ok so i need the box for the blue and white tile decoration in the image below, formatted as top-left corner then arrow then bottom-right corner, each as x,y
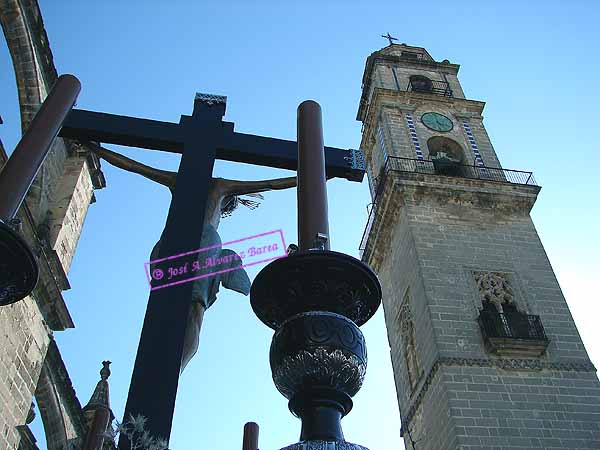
404,113 -> 424,160
367,164 -> 376,200
462,121 -> 485,167
377,124 -> 389,162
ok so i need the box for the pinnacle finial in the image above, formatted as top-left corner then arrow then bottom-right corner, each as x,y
100,360 -> 111,381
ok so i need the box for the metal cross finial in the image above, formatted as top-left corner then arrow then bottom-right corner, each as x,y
381,32 -> 398,46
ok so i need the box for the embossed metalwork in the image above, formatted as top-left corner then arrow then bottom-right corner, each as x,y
272,347 -> 366,400
271,312 -> 367,366
250,251 -> 381,329
343,149 -> 366,171
270,312 -> 367,406
194,92 -> 227,105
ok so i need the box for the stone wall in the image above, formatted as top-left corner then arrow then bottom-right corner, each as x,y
0,295 -> 50,450
47,150 -> 97,273
371,172 -> 600,449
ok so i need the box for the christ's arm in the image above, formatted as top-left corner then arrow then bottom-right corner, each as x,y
220,176 -> 298,197
86,142 -> 176,188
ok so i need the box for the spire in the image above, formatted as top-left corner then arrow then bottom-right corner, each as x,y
83,361 -> 114,450
84,361 -> 112,413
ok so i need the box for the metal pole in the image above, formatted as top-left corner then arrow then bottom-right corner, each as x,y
242,422 -> 259,450
297,100 -> 330,251
0,74 -> 81,220
250,101 -> 381,450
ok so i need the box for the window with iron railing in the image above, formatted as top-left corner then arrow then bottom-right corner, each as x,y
407,76 -> 453,97
478,311 -> 547,341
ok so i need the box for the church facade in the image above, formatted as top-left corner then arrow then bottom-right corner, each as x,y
357,43 -> 600,449
0,1 -> 110,449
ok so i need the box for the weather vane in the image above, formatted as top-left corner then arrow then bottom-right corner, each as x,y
381,32 -> 398,46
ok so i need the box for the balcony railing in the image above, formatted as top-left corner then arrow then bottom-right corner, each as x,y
359,157 -> 538,257
407,79 -> 453,97
478,311 -> 550,356
385,157 -> 537,185
478,311 -> 548,341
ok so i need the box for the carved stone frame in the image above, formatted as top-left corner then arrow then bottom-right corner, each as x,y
397,288 -> 423,393
461,265 -> 531,318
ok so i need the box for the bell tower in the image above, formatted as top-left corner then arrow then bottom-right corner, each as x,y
357,43 -> 600,450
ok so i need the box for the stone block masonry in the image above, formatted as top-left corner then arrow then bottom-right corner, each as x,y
0,297 -> 50,450
373,173 -> 600,449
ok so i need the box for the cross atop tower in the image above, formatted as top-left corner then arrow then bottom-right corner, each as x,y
381,32 -> 398,46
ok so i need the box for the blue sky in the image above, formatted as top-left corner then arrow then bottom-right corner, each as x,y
1,1 -> 600,449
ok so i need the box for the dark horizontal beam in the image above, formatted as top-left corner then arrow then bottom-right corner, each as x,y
59,109 -> 365,182
224,132 -> 363,182
59,109 -> 183,152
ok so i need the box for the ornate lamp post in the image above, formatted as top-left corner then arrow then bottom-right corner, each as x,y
250,101 -> 382,449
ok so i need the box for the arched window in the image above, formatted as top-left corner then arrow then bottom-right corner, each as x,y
426,136 -> 466,177
409,75 -> 433,93
426,136 -> 464,162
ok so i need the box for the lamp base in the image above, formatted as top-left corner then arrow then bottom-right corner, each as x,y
0,220 -> 38,306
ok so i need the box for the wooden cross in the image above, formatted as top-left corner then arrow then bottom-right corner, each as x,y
59,93 -> 365,448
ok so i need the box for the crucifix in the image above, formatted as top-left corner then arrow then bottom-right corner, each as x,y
381,32 -> 398,46
58,93 -> 365,448
85,142 -> 298,373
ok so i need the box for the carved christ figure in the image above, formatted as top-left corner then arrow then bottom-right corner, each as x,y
87,143 -> 296,372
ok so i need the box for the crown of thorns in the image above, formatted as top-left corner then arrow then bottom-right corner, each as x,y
220,192 -> 264,218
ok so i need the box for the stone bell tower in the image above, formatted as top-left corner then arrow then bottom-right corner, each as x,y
357,42 -> 600,450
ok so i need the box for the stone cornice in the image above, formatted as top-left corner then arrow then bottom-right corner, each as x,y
401,355 -> 597,433
455,112 -> 484,121
362,171 -> 541,272
360,88 -> 486,127
394,172 -> 541,215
